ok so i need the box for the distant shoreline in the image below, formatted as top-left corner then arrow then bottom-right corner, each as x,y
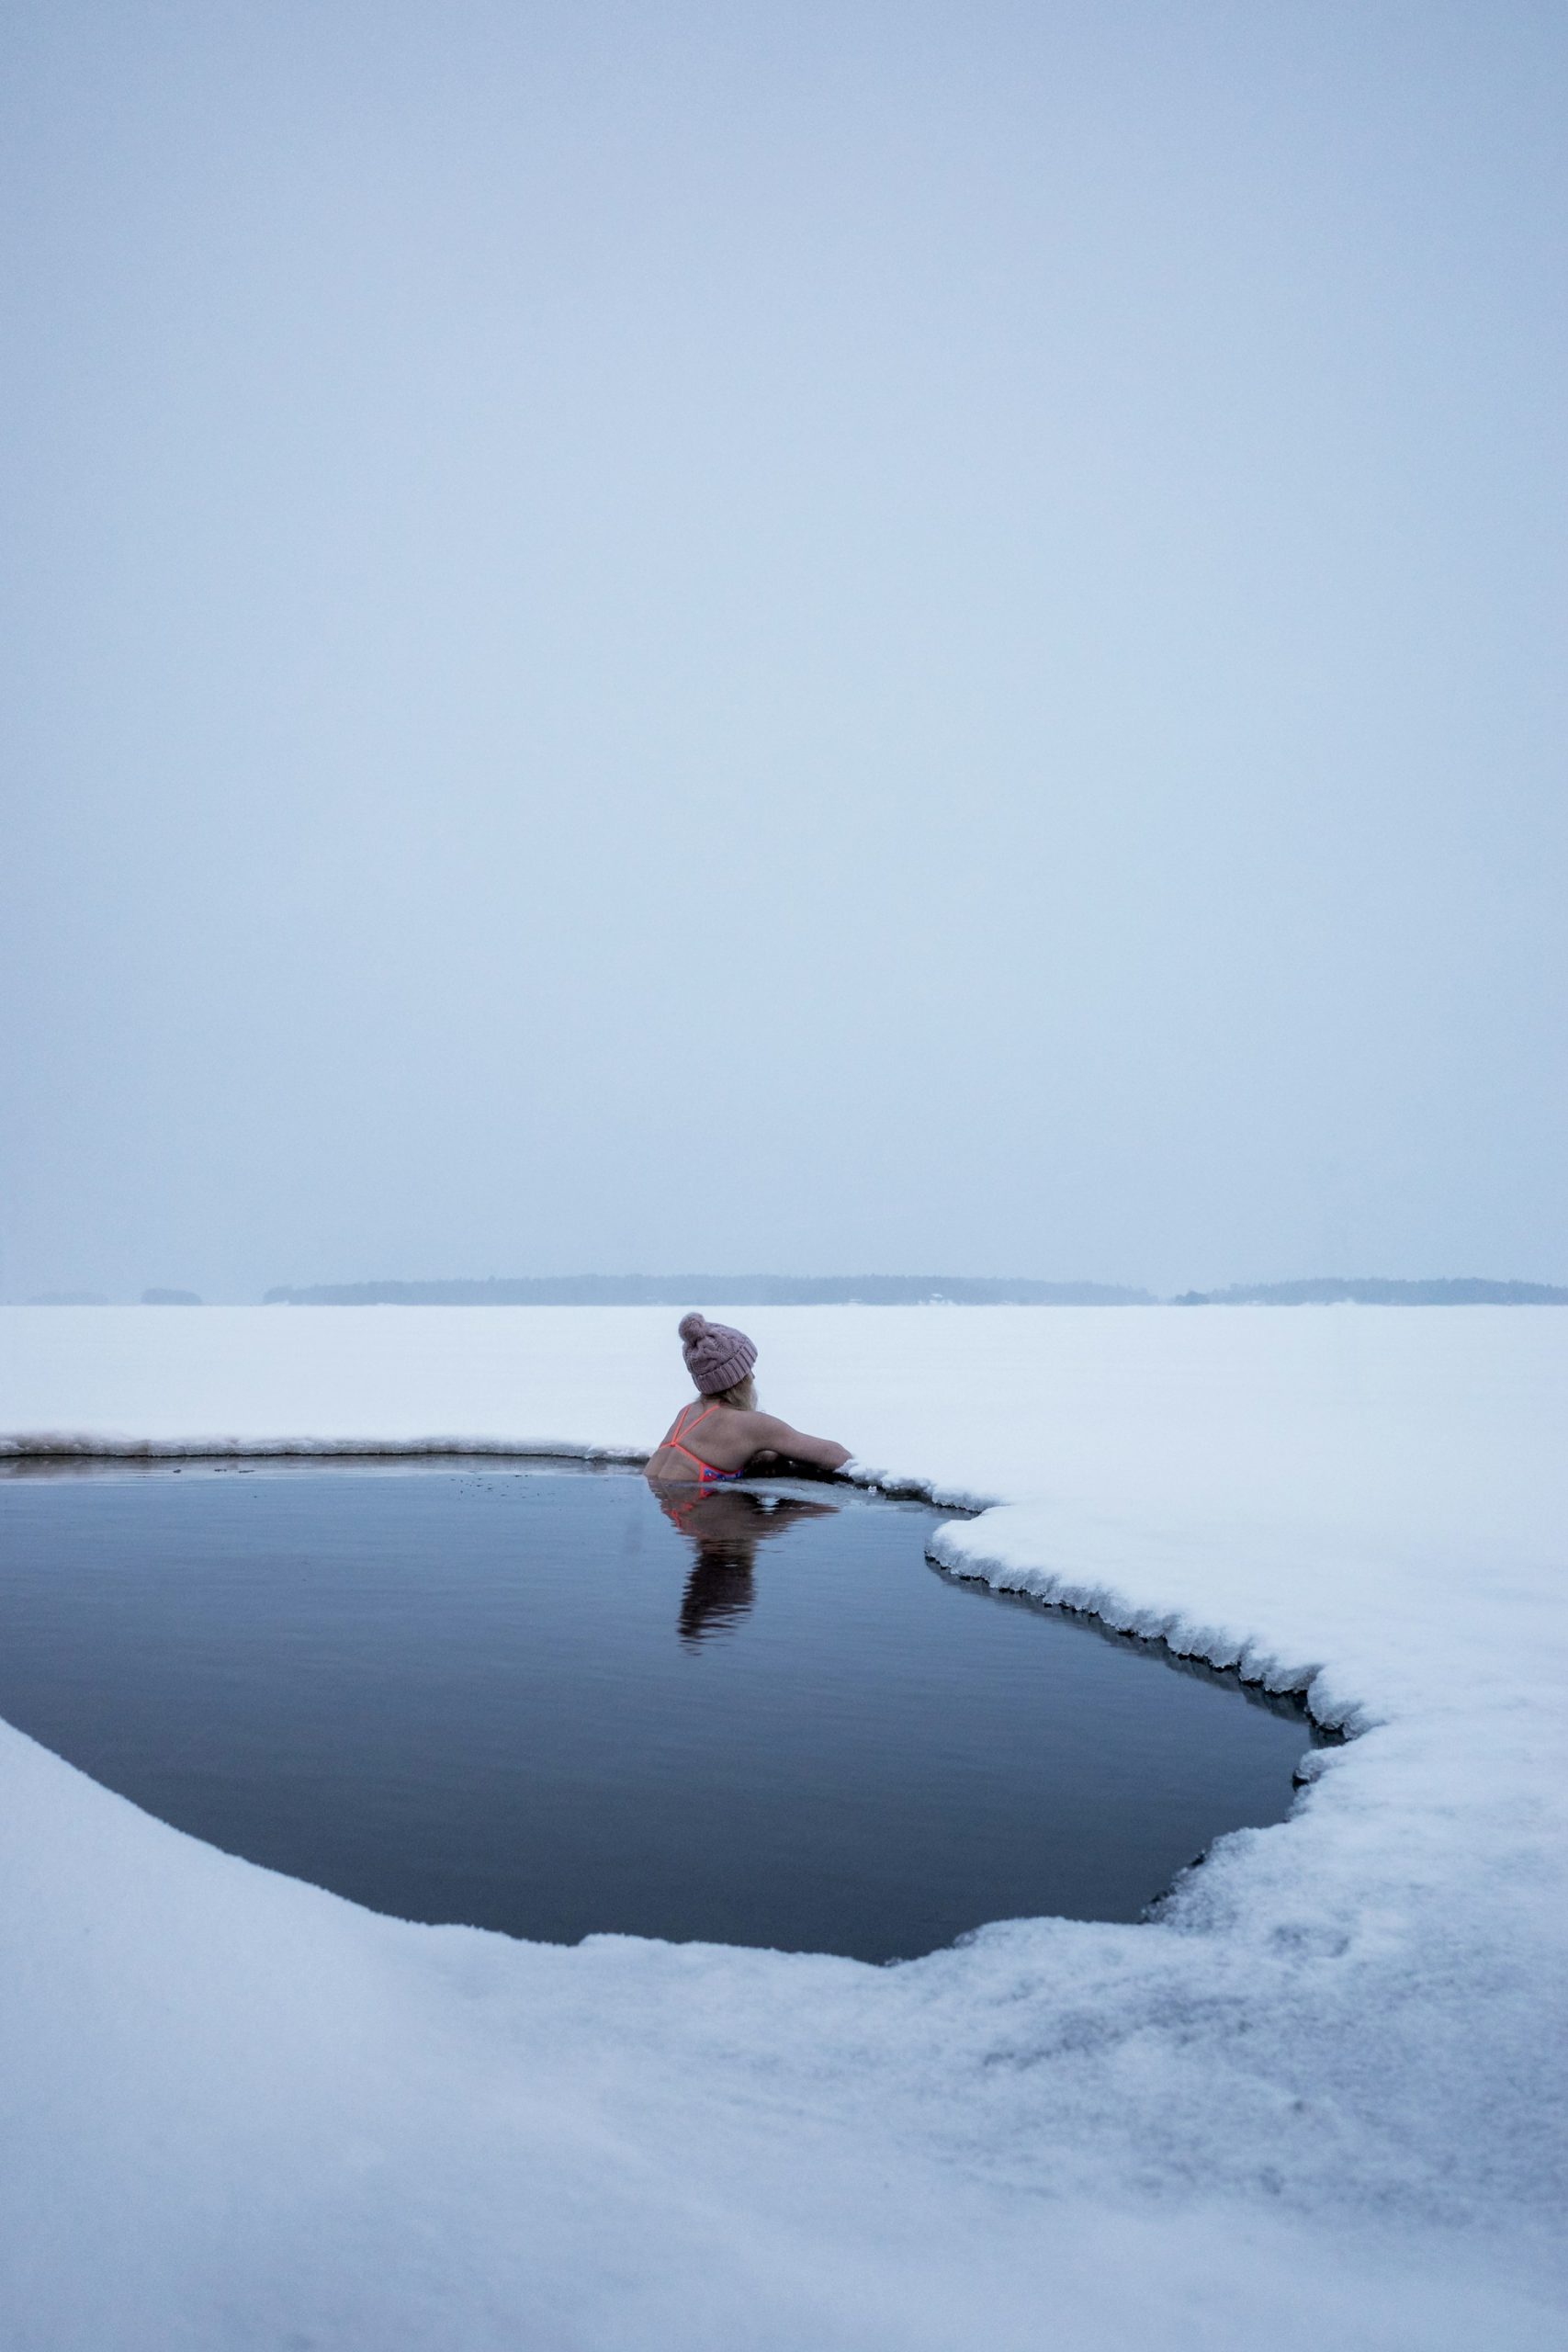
259,1276 -> 1155,1308
250,1275 -> 1567,1308
18,1275 -> 1567,1308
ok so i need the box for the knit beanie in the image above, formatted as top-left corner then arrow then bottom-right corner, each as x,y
679,1311 -> 758,1396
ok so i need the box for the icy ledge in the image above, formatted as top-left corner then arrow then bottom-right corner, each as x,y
0,1430 -> 649,1462
924,1516 -> 1338,1722
1,1303 -> 1566,2350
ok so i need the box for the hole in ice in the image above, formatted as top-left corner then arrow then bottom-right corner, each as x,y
0,1458 -> 1325,1963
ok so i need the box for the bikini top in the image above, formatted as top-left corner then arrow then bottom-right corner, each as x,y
659,1400 -> 741,1487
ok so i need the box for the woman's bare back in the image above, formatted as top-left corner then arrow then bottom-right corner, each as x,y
646,1399 -> 851,1483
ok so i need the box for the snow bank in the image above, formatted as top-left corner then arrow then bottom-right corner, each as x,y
1,1306 -> 1565,2349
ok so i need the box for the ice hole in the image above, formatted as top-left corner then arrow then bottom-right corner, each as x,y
0,1459 -> 1324,1962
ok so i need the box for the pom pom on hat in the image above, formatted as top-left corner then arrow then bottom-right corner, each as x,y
679,1311 -> 758,1395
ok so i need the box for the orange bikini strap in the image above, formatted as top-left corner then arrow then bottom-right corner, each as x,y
665,1401 -> 722,1470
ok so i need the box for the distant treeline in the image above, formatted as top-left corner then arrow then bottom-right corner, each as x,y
1172,1277 -> 1568,1306
255,1272 -> 1568,1308
262,1275 -> 1156,1307
23,1275 -> 1567,1308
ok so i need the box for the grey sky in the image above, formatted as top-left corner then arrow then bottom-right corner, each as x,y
3,1 -> 1564,1300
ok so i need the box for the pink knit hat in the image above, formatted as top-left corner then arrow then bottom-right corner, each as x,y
679,1311 -> 757,1395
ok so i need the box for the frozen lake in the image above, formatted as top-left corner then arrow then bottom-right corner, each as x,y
0,1457 -> 1315,1961
2,1306 -> 1564,2346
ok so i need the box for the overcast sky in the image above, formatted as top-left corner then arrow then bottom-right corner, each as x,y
2,1 -> 1564,1300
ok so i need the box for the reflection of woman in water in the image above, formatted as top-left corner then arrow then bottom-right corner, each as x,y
671,1485 -> 839,1645
645,1313 -> 852,1489
646,1314 -> 851,1645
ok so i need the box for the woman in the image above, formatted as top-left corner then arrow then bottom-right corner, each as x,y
645,1312 -> 851,1487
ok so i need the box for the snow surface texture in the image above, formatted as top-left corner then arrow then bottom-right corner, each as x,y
1,1305 -> 1565,2351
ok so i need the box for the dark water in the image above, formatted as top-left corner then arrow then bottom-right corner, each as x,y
0,1460 -> 1319,1962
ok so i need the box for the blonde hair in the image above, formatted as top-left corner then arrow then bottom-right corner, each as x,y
712,1374 -> 757,1410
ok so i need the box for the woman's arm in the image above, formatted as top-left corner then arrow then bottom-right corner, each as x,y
735,1412 -> 851,1472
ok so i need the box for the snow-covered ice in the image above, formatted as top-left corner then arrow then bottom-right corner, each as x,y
1,1304 -> 1565,2349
